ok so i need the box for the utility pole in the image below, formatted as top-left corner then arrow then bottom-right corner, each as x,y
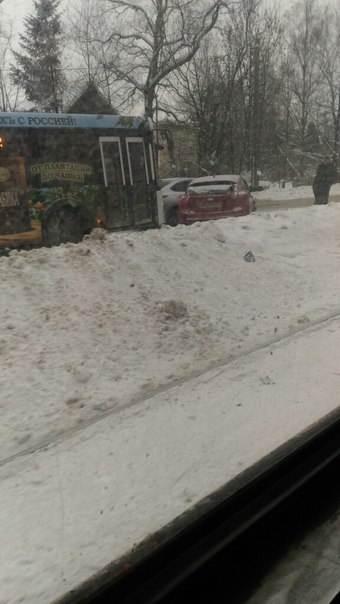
0,0 -> 8,110
251,36 -> 260,190
155,92 -> 159,171
333,82 -> 340,161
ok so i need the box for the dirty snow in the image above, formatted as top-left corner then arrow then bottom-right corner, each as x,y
2,189 -> 340,603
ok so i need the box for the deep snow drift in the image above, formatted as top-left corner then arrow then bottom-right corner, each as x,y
2,203 -> 340,461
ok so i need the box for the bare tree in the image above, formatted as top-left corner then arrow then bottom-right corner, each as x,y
99,0 -> 229,118
0,10 -> 20,110
167,0 -> 283,178
66,0 -> 124,109
284,0 -> 324,173
168,20 -> 252,175
315,3 -> 340,158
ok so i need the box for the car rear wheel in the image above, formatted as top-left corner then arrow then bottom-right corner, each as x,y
166,206 -> 179,227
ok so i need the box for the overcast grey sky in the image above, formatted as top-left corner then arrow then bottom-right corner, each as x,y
2,0 -> 294,35
3,0 -> 38,25
2,0 -> 65,35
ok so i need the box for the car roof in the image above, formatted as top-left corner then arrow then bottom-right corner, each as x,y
160,177 -> 193,182
189,175 -> 240,184
159,177 -> 194,189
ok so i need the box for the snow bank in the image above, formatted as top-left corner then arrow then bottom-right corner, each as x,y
2,206 -> 340,460
255,182 -> 340,201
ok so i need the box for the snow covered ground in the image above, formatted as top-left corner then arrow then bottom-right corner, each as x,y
2,186 -> 340,602
256,180 -> 340,201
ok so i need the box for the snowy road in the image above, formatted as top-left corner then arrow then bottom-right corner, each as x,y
2,312 -> 340,604
256,192 -> 340,211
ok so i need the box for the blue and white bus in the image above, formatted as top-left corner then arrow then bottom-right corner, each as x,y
0,112 -> 159,248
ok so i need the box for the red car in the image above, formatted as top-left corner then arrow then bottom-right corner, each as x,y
178,174 -> 255,225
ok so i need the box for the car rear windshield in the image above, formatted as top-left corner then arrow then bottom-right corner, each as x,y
188,181 -> 236,195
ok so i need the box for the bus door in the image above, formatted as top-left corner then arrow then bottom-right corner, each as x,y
99,137 -> 130,228
125,137 -> 154,225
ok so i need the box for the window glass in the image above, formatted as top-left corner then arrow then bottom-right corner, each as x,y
101,140 -> 124,186
127,141 -> 148,184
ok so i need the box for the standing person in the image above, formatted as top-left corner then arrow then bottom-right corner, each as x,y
312,156 -> 338,205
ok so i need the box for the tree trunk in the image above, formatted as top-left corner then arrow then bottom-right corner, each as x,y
144,87 -> 156,119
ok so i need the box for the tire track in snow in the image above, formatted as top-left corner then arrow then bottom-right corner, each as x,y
2,306 -> 340,469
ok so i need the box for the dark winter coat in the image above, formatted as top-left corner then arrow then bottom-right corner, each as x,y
313,160 -> 338,195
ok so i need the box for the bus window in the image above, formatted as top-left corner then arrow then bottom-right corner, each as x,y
99,137 -> 125,186
126,138 -> 149,185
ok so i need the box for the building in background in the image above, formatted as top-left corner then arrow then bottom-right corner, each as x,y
68,82 -> 116,115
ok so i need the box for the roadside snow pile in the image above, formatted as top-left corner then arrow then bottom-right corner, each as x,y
2,204 -> 340,460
